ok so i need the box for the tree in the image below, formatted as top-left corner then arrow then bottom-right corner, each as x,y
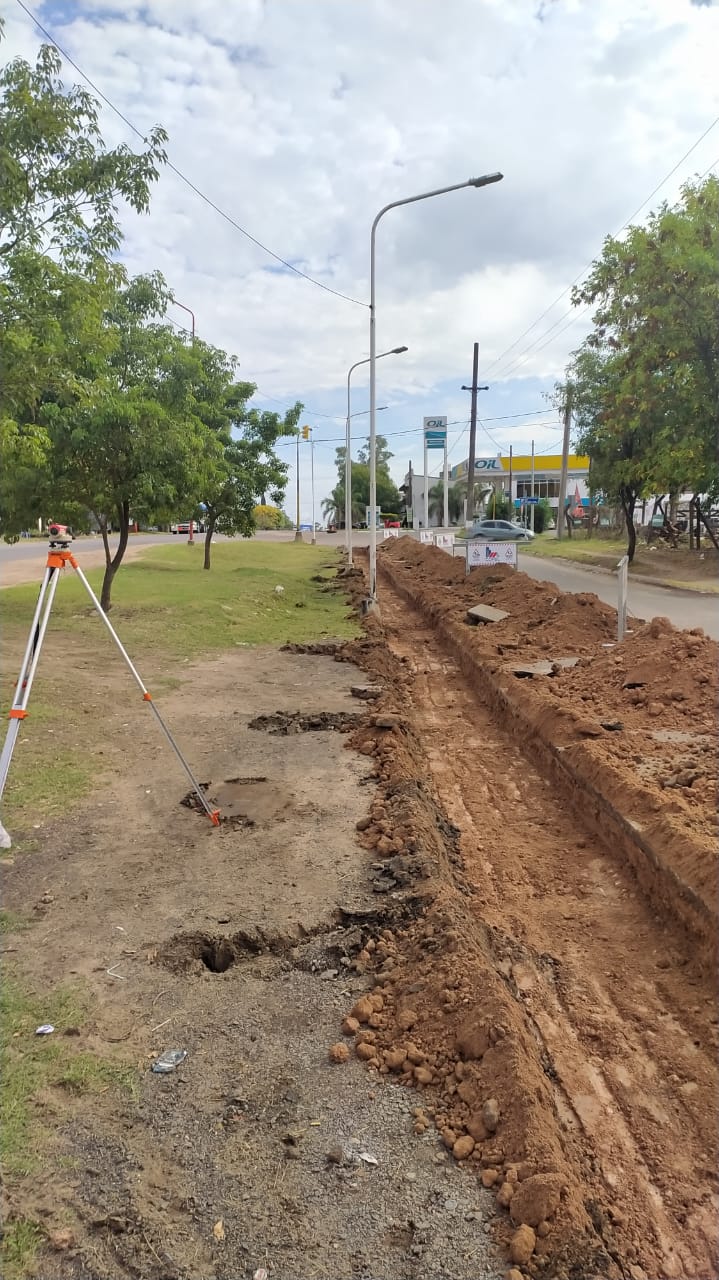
356,434 -> 393,470
196,364 -> 302,568
253,504 -> 291,530
38,275 -> 223,608
566,175 -> 719,561
428,481 -> 463,525
1,29 -> 167,556
327,436 -> 401,524
0,38 -> 166,271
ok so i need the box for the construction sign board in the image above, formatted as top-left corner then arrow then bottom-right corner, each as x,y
466,540 -> 518,573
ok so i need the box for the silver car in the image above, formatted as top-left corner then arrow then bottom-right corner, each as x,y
467,519 -> 534,541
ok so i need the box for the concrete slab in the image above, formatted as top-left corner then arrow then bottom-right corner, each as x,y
506,656 -> 580,677
466,603 -> 510,625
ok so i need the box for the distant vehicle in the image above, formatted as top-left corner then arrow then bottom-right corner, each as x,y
384,518 -> 401,529
172,520 -> 205,535
468,519 -> 534,542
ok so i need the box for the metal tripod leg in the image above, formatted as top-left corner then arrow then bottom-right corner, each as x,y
69,561 -> 219,825
0,565 -> 61,799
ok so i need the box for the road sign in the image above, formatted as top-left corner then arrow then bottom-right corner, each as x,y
466,540 -> 518,572
423,416 -> 447,448
526,497 -> 539,505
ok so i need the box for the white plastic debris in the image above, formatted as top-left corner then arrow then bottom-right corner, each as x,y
357,1151 -> 378,1166
0,819 -> 11,850
273,585 -> 285,595
35,1024 -> 55,1036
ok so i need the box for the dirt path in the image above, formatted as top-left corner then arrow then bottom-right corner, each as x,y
1,640 -> 505,1280
372,568 -> 717,1280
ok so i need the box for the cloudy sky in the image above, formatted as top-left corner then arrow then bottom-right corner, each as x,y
4,0 -> 719,518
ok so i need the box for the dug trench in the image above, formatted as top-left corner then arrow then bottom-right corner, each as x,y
332,542 -> 716,1280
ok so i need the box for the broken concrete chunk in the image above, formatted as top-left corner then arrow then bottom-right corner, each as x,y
466,603 -> 510,626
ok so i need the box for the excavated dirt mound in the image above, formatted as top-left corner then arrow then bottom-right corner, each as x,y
379,537 -> 618,657
377,539 -> 719,941
335,562 -> 718,1280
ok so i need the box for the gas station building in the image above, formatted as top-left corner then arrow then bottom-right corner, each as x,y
449,453 -> 591,512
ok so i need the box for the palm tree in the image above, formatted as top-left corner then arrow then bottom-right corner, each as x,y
428,479 -> 496,524
322,486 -> 344,526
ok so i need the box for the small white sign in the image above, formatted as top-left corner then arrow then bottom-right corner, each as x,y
383,527 -> 400,539
419,531 -> 433,543
466,540 -> 518,570
433,532 -> 455,549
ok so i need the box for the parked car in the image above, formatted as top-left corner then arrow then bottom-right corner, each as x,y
384,518 -> 401,529
467,519 -> 534,542
172,520 -> 205,535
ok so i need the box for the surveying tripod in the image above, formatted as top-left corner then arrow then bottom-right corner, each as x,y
0,527 -> 220,847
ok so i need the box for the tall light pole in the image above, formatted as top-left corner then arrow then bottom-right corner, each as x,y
346,347 -> 407,565
368,172 -> 503,602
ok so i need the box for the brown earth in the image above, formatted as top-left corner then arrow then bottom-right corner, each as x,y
334,543 -> 718,1280
2,552 -> 718,1280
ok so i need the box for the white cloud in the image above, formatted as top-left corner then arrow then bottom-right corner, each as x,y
3,0 -> 718,514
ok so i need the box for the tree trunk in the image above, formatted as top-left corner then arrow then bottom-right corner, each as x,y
620,488 -> 637,563
203,513 -> 216,570
698,499 -> 719,551
100,500 -> 130,612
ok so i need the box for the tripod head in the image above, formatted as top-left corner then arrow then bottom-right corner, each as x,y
47,523 -> 74,549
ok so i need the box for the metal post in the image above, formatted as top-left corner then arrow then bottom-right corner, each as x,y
310,434 -> 316,545
347,349 -> 407,567
443,437 -> 449,529
368,173 -> 503,599
617,555 -> 629,641
423,432 -> 429,530
345,380 -> 352,561
556,383 -> 573,539
508,445 -> 513,516
295,434 -> 302,541
530,439 -> 535,533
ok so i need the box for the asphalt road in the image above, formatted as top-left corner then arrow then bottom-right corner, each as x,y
517,552 -> 719,639
1,530 -> 716,639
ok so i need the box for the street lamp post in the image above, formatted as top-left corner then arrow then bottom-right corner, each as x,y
345,347 -> 407,565
368,172 -> 503,601
173,299 -> 195,342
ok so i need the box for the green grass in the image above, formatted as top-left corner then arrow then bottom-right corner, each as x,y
0,909 -> 29,933
521,531 -> 719,592
0,980 -> 135,1279
0,978 -> 136,1179
0,541 -> 358,828
520,532 -> 628,562
0,540 -> 358,659
1,1219 -> 43,1280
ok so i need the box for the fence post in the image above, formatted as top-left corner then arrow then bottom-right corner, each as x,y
617,555 -> 629,641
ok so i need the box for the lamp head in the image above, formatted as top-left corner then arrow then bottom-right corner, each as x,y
468,172 -> 504,188
392,345 -> 408,354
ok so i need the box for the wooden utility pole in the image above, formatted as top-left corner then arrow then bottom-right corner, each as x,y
461,343 -> 489,523
556,382 -> 574,540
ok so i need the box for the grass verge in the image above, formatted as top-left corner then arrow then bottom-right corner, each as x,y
0,977 -> 136,1277
521,533 -> 719,591
0,540 -> 358,658
0,541 -> 358,828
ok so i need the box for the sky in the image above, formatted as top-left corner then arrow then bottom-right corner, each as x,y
3,0 -> 719,521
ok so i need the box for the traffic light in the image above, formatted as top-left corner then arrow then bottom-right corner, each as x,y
301,425 -> 311,440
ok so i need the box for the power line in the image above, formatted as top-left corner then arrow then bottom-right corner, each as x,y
14,0 -> 366,308
276,418 -> 560,449
485,113 -> 719,381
